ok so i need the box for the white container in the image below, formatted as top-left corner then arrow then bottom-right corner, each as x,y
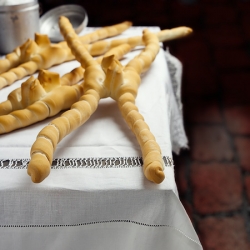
0,0 -> 40,54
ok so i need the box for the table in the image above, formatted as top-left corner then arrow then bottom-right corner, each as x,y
0,26 -> 202,250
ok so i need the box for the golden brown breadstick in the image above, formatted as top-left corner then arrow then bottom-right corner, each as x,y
0,21 -> 132,90
86,26 -> 192,56
0,66 -> 84,116
27,16 -> 164,184
0,42 -> 134,117
0,71 -> 83,134
0,24 -> 192,90
59,66 -> 84,86
0,50 -> 21,74
116,30 -> 164,183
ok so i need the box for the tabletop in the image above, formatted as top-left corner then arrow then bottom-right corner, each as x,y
0,26 -> 202,250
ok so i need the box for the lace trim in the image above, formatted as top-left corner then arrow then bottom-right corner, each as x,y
0,156 -> 174,170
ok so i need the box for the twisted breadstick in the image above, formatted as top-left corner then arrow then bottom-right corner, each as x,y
0,21 -> 132,90
0,66 -> 84,116
0,49 -> 21,74
117,31 -> 164,183
0,70 -> 83,134
0,24 -> 192,90
27,16 -> 164,184
86,26 -> 192,56
0,41 -> 132,117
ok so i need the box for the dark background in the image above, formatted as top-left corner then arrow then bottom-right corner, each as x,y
39,0 -> 250,249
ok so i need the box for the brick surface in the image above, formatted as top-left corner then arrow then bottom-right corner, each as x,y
235,137 -> 250,172
182,65 -> 218,97
174,156 -> 188,195
191,163 -> 243,214
245,176 -> 250,204
184,99 -> 222,123
182,201 -> 194,223
198,216 -> 250,250
220,72 -> 250,106
224,105 -> 250,135
189,125 -> 234,162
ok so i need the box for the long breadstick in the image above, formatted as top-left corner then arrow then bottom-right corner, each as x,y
86,26 -> 192,56
115,30 -> 164,183
0,21 -> 132,90
0,72 -> 83,134
0,66 -> 84,116
0,25 -> 192,90
0,41 -> 133,120
27,16 -> 164,184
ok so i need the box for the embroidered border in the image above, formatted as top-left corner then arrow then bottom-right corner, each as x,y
0,219 -> 201,246
0,156 -> 174,169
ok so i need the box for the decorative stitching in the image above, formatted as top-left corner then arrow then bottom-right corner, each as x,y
0,219 -> 201,246
0,156 -> 174,169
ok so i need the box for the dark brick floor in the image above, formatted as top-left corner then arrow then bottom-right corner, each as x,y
168,1 -> 250,249
39,0 -> 250,249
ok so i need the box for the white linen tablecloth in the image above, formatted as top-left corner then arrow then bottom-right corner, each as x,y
0,26 -> 202,250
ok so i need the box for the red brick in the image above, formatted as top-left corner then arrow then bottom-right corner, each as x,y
184,99 -> 222,123
245,176 -> 250,203
182,65 -> 218,96
214,48 -> 250,69
191,163 -> 243,214
220,72 -> 250,106
224,105 -> 250,135
175,158 -> 188,195
235,137 -> 250,172
198,216 -> 250,250
189,125 -> 234,162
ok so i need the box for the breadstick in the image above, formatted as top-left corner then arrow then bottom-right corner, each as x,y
115,30 -> 164,183
0,25 -> 191,90
86,26 -> 192,56
0,66 -> 83,116
60,66 -> 84,86
27,17 -> 109,182
0,42 -> 134,117
157,26 -> 192,42
0,76 -> 83,134
0,49 -> 21,74
0,21 -> 132,90
27,16 -> 164,184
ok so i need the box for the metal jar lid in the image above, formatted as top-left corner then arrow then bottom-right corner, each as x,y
40,4 -> 88,42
